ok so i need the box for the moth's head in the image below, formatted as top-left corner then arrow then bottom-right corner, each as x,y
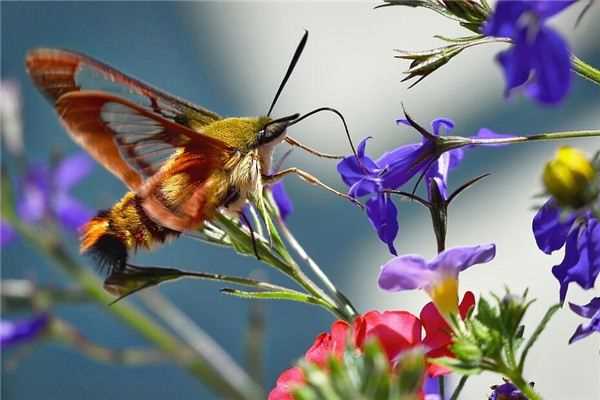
255,113 -> 299,148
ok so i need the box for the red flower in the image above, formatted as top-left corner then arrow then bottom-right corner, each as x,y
422,291 -> 476,376
268,292 -> 475,400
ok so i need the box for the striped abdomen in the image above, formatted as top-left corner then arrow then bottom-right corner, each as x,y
80,192 -> 179,272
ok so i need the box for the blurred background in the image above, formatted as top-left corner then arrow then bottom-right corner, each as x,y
1,2 -> 599,399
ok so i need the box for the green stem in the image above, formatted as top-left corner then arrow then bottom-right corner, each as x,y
571,55 -> 600,86
507,372 -> 542,400
449,376 -> 468,400
275,216 -> 358,321
15,224 -> 263,400
467,130 -> 600,146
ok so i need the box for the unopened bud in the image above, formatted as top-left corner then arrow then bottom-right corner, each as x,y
543,147 -> 597,208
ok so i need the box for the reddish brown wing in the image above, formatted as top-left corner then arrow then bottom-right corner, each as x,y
26,48 -> 221,127
54,91 -> 233,230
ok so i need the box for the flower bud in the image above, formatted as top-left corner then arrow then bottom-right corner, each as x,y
543,147 -> 597,208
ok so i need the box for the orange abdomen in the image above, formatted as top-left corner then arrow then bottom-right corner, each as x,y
80,192 -> 179,272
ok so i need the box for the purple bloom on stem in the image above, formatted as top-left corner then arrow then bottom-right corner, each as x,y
378,244 -> 495,315
1,152 -> 94,247
532,199 -> 600,302
0,314 -> 49,348
483,0 -> 575,105
568,297 -> 600,344
489,381 -> 527,400
337,118 -> 464,254
1,220 -> 17,246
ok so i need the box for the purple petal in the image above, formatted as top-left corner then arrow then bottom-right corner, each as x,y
532,0 -> 576,19
426,151 -> 451,200
431,118 -> 454,136
569,297 -> 600,319
424,376 -> 441,400
568,322 -> 599,344
379,143 -> 433,189
271,182 -> 293,220
552,218 -> 600,303
54,152 -> 94,191
1,220 -> 17,247
17,164 -> 51,223
448,148 -> 465,168
348,178 -> 381,198
376,142 -> 423,170
0,314 -> 49,348
337,138 -> 379,189
489,381 -> 526,400
496,27 -> 533,98
532,199 -> 576,254
378,254 -> 433,291
526,27 -> 571,104
366,194 -> 399,255
483,0 -> 529,38
430,244 -> 496,276
53,194 -> 93,232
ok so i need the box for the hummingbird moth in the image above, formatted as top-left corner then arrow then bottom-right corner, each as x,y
26,32 -> 358,273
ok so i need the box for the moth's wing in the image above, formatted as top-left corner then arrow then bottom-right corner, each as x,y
26,48 -> 221,129
55,91 -> 232,192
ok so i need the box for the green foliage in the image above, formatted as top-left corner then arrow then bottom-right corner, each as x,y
292,339 -> 425,400
436,289 -> 559,400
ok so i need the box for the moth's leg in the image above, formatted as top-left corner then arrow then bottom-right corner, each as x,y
239,211 -> 260,260
284,136 -> 344,160
263,167 -> 363,209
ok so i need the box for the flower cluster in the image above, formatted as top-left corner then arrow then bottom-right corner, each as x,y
269,294 -> 474,400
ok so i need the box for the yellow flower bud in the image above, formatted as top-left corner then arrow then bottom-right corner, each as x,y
543,147 -> 596,208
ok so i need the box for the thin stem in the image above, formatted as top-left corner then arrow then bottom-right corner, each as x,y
439,376 -> 446,400
571,55 -> 600,86
467,130 -> 600,146
276,216 -> 358,321
449,376 -> 468,400
138,289 -> 261,396
14,223 -> 263,400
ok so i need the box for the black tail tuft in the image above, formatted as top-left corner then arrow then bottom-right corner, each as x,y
85,234 -> 128,275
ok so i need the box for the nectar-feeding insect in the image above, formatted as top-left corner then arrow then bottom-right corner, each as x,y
26,31 -> 359,274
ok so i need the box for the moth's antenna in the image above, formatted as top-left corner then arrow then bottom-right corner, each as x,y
267,30 -> 309,117
288,107 -> 359,162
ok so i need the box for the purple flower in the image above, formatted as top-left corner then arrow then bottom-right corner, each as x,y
337,118 -> 463,254
532,199 -> 600,302
2,152 -> 94,246
489,381 -> 527,400
0,314 -> 50,348
378,244 -> 495,315
424,376 -> 442,400
569,297 -> 600,344
483,0 -> 575,105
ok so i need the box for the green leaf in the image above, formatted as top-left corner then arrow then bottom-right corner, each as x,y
518,303 -> 561,372
221,288 -> 330,309
103,264 -> 293,304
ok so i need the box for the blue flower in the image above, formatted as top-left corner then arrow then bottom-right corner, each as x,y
532,199 -> 600,303
484,0 -> 575,104
489,381 -> 528,400
0,314 -> 49,348
1,152 -> 94,246
378,244 -> 495,316
337,118 -> 463,254
568,297 -> 600,344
